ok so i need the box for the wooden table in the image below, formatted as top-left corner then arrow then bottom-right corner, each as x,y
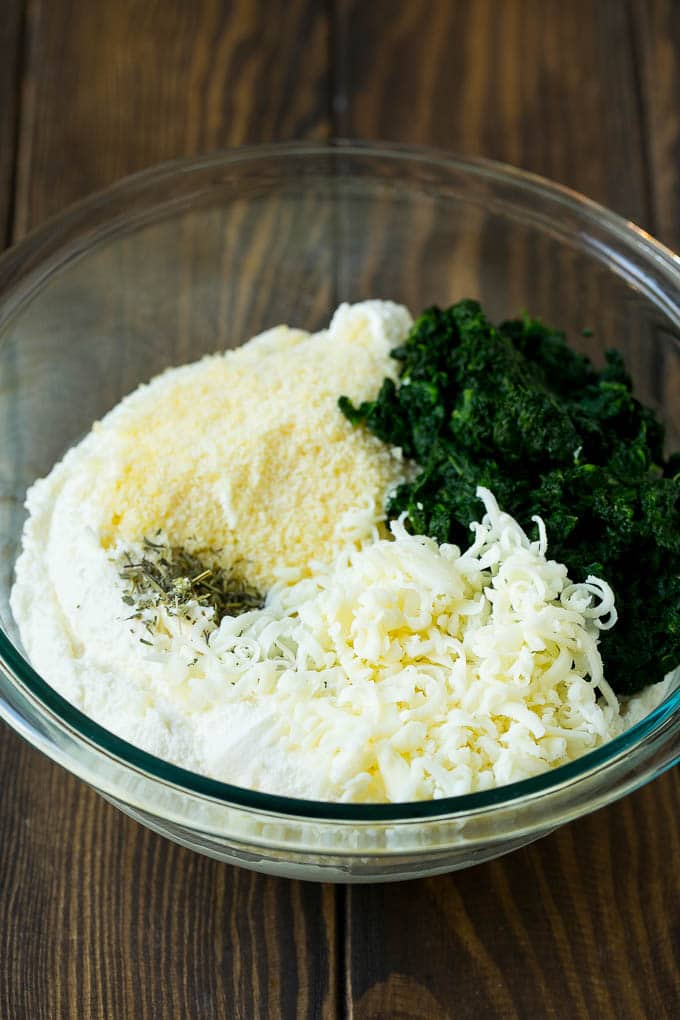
1,2 -> 678,1017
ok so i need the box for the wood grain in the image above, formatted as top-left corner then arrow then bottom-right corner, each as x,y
334,2 -> 680,1017
1,1 -> 680,1018
333,0 -> 649,220
346,791 -> 680,1019
0,1 -> 24,244
0,735 -> 338,1019
13,0 -> 330,235
633,0 -> 680,252
0,3 -> 337,1019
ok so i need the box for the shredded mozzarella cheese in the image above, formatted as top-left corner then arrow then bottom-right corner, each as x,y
128,488 -> 622,802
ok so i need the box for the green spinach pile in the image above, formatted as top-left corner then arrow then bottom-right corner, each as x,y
339,300 -> 680,696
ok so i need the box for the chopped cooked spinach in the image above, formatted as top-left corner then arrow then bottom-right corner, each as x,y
340,300 -> 679,695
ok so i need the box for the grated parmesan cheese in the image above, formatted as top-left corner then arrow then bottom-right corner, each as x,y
71,301 -> 412,590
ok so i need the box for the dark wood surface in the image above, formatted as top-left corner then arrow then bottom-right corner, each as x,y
0,2 -> 678,1017
633,0 -> 680,252
0,0 -> 23,245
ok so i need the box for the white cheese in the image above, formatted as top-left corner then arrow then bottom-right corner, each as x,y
10,303 -> 675,803
124,487 -> 628,802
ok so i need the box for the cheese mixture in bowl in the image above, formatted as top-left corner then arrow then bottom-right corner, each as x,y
10,300 -> 677,803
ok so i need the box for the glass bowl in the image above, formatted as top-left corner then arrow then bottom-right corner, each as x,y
0,142 -> 678,883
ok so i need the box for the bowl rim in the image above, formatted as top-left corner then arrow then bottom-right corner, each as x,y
0,139 -> 678,824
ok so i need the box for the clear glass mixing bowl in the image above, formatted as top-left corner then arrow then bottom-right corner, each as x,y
0,142 -> 678,882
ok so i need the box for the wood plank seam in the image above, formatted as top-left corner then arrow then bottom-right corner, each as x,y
626,0 -> 658,234
10,0 -> 38,244
0,0 -> 27,248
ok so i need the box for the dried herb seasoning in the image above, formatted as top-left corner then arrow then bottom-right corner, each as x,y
117,536 -> 263,625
